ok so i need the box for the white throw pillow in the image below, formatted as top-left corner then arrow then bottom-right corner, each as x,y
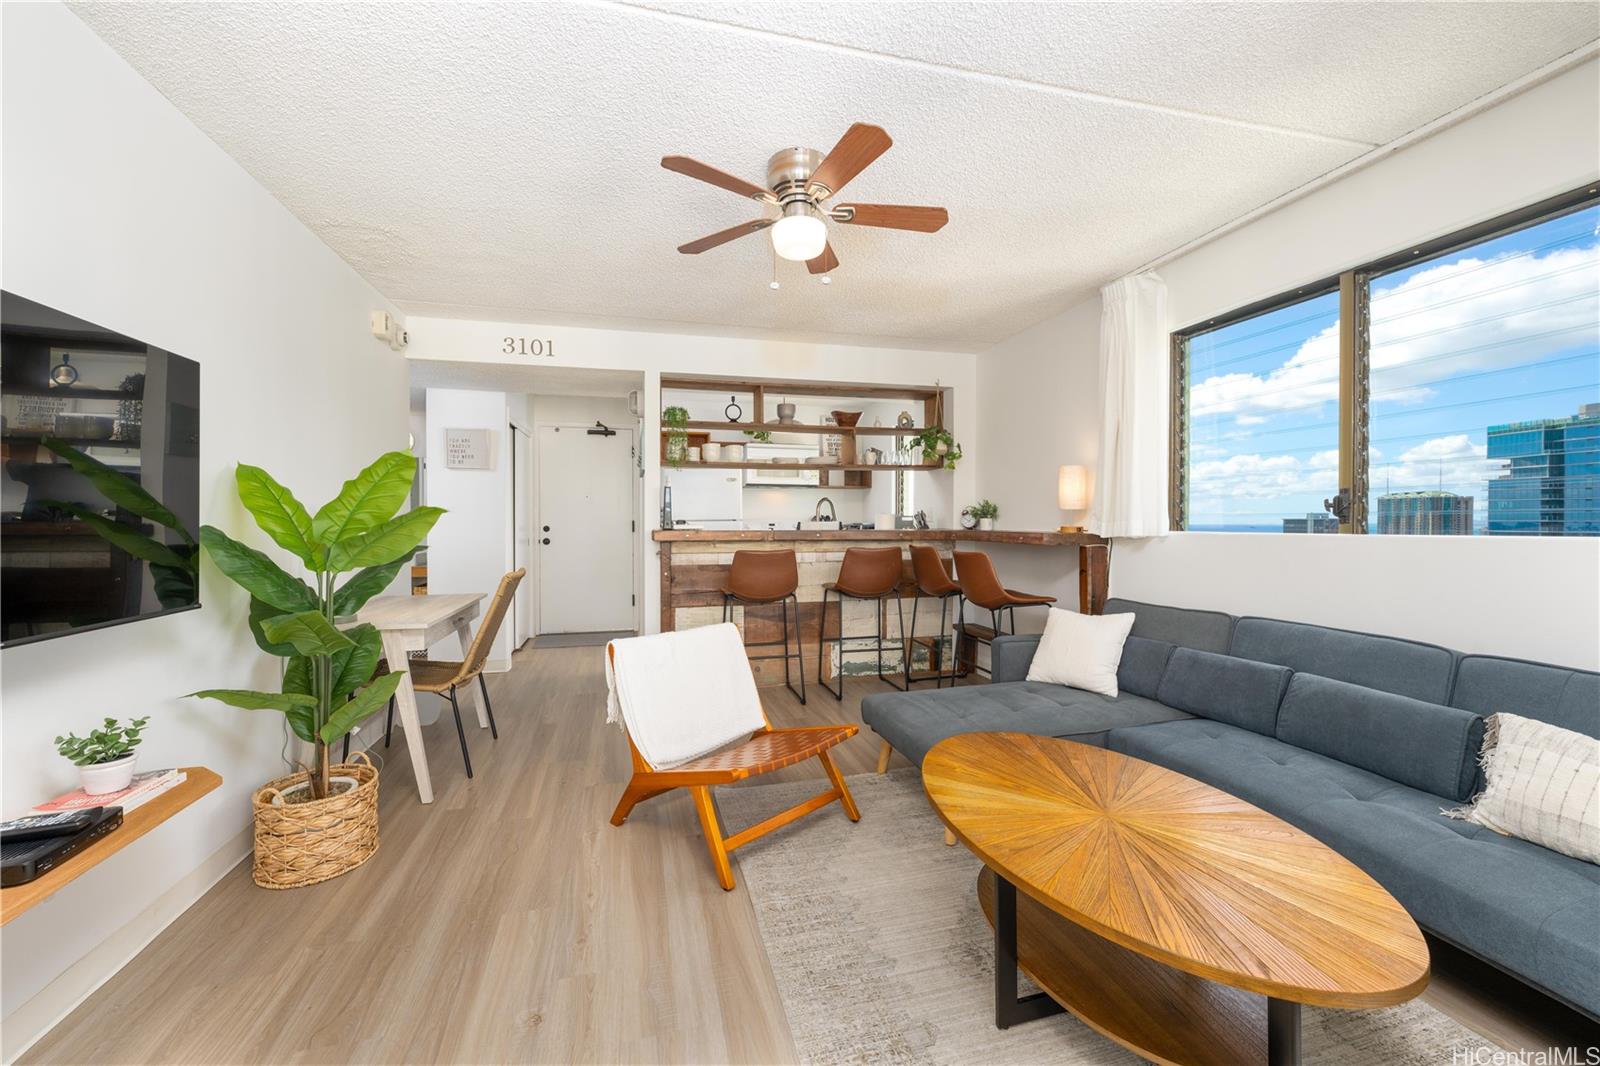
1447,713 -> 1600,865
1025,608 -> 1136,698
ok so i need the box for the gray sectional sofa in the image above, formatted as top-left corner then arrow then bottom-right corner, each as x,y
861,598 -> 1600,1020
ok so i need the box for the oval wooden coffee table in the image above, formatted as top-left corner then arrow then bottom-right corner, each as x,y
922,733 -> 1430,1066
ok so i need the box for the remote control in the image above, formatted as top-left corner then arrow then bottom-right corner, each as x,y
0,808 -> 104,844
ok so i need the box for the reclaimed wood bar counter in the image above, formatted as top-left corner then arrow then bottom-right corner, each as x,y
654,529 -> 1108,686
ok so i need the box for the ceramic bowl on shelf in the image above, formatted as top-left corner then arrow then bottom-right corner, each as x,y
830,410 -> 863,427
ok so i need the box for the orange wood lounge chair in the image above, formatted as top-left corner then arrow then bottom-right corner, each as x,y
606,641 -> 860,891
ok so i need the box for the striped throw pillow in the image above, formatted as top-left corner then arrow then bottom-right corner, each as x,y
1447,713 -> 1599,865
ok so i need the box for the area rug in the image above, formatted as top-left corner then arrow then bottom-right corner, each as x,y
717,769 -> 1491,1066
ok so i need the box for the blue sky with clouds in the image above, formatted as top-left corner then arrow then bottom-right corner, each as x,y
1187,204 -> 1600,531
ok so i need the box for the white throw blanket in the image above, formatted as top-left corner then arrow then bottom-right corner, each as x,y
604,624 -> 766,769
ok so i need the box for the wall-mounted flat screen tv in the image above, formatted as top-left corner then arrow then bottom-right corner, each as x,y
1,292 -> 200,647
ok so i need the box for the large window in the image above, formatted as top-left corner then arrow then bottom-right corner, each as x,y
1183,289 -> 1341,532
1172,184 -> 1600,536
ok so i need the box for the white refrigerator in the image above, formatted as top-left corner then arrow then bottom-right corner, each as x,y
666,468 -> 744,530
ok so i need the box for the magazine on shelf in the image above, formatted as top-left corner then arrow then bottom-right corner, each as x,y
30,769 -> 186,815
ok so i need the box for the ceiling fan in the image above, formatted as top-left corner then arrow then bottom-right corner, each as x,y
662,123 -> 949,278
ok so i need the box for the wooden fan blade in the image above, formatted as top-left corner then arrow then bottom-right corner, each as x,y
806,124 -> 891,200
836,203 -> 949,233
661,156 -> 774,202
807,243 -> 839,275
677,219 -> 774,254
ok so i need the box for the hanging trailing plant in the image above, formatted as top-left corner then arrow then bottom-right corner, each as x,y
910,426 -> 962,470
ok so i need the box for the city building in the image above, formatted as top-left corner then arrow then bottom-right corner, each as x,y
1487,403 -> 1600,536
1282,513 -> 1339,533
1377,491 -> 1475,535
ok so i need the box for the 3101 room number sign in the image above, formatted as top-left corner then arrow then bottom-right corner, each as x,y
503,336 -> 556,357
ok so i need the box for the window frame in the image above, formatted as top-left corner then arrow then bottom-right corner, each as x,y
1169,181 -> 1600,534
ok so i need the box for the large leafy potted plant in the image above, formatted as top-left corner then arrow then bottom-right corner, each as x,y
191,451 -> 442,888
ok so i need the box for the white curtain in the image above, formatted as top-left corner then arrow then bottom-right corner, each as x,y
1088,272 -> 1169,539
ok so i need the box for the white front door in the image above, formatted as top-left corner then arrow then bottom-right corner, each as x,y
536,424 -> 635,633
511,425 -> 533,647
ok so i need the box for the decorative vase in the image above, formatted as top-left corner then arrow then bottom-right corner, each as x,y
776,401 -> 797,423
251,751 -> 379,889
79,753 -> 137,795
666,433 -> 687,464
978,518 -> 995,532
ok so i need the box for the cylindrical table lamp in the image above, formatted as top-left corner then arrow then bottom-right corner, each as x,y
1058,465 -> 1088,533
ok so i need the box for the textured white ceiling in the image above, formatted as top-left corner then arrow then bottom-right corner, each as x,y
71,1 -> 1598,348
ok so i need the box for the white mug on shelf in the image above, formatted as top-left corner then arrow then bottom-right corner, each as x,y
723,444 -> 743,461
687,446 -> 702,462
703,442 -> 722,461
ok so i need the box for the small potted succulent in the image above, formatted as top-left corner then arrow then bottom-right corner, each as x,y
56,716 -> 150,794
971,499 -> 1000,532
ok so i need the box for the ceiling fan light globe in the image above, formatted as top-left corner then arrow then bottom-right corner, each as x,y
771,213 -> 827,262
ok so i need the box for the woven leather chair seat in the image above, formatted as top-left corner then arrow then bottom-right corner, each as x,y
672,725 -> 856,779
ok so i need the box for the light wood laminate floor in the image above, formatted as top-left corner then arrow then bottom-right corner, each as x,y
22,646 -> 1598,1063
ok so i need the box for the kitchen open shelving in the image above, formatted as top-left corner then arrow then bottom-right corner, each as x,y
664,421 -> 922,436
677,460 -> 941,471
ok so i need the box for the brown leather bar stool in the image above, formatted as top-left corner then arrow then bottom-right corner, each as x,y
952,550 -> 1056,679
722,549 -> 805,704
817,546 -> 908,700
906,545 -> 961,689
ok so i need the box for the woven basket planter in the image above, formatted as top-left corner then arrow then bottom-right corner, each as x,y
251,751 -> 379,889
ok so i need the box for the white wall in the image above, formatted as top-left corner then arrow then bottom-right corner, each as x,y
975,298 -> 1102,625
0,4 -> 411,1057
424,389 -> 516,672
977,59 -> 1600,666
406,318 -> 980,633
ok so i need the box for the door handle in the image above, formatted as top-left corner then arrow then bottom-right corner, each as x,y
541,537 -> 551,545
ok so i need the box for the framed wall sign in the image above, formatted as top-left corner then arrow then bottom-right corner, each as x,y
444,427 -> 492,469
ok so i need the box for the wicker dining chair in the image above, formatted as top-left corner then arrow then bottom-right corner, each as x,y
381,568 -> 525,778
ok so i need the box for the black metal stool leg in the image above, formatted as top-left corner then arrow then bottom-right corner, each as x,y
906,594 -> 920,686
448,687 -> 473,778
954,594 -> 968,678
342,732 -> 350,764
384,696 -> 395,747
880,592 -> 908,691
937,595 -> 952,688
819,588 -> 842,701
792,593 -> 806,705
876,594 -> 885,682
478,673 -> 499,740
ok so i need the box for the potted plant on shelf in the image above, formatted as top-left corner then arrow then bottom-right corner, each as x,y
189,451 -> 443,889
55,716 -> 150,795
910,426 -> 963,470
971,499 -> 1000,531
663,405 -> 690,466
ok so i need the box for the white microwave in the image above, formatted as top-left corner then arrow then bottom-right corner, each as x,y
744,442 -> 820,486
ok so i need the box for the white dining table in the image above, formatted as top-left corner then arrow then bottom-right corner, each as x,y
347,592 -> 487,803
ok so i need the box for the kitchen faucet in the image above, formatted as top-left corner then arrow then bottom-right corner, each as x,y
812,497 -> 837,523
